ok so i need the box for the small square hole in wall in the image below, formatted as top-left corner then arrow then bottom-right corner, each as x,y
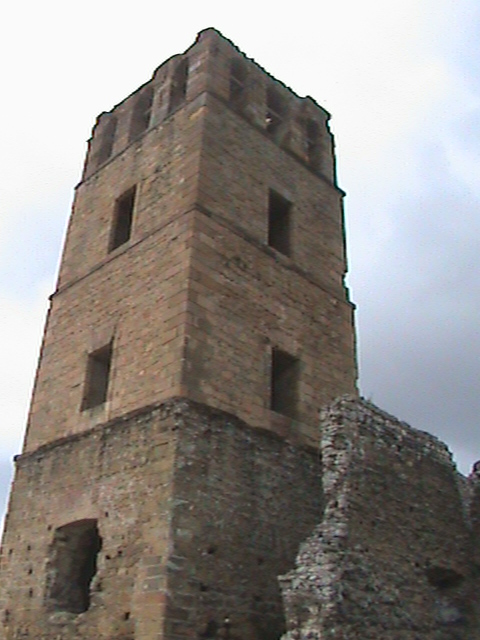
268,190 -> 292,257
270,348 -> 299,419
81,342 -> 113,410
109,186 -> 136,252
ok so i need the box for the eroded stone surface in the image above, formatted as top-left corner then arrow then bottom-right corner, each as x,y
0,399 -> 323,640
280,396 -> 480,640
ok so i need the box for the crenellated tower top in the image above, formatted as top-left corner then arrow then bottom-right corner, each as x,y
84,28 -> 336,185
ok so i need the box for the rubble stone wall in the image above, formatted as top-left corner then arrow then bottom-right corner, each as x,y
0,401 -> 179,640
280,396 -> 480,640
0,399 -> 323,640
164,400 -> 323,640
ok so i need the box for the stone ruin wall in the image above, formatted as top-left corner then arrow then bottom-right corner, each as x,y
2,394 -> 479,640
280,396 -> 480,640
0,399 -> 323,640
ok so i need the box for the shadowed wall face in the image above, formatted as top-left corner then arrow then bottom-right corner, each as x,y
164,404 -> 323,640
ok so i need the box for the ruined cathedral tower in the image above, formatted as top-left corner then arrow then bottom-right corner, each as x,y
0,29 -> 357,640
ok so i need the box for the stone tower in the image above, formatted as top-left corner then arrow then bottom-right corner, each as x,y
0,29 -> 357,640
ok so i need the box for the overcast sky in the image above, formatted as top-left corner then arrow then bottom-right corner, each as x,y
1,0 -> 479,523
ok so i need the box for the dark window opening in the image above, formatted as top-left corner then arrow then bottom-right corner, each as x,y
268,190 -> 291,256
45,520 -> 102,614
169,58 -> 189,113
266,87 -> 287,136
96,116 -> 117,167
81,342 -> 113,410
199,619 -> 219,639
109,186 -> 136,251
306,119 -> 321,171
426,566 -> 464,590
270,348 -> 298,419
229,59 -> 247,108
129,86 -> 154,141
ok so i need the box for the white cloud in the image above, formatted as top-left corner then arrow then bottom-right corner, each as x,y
0,284 -> 50,456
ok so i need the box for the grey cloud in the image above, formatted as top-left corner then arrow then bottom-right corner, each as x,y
349,140 -> 480,475
0,459 -> 14,528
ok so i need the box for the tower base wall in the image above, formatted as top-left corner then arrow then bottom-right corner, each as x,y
0,399 -> 323,640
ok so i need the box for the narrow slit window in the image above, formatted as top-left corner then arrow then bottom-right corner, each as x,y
129,86 -> 154,141
306,119 -> 321,171
82,342 -> 113,410
109,186 -> 136,251
266,87 -> 287,136
96,116 -> 117,167
270,348 -> 298,419
44,519 -> 102,614
268,190 -> 291,256
229,59 -> 247,108
169,58 -> 189,113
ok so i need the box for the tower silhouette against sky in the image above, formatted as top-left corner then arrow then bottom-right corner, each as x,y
0,29 -> 357,640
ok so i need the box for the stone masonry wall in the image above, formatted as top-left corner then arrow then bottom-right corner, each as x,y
177,90 -> 357,440
183,209 -> 356,444
0,402 -> 179,640
164,400 -> 323,640
23,209 -> 194,452
1,399 -> 324,640
197,93 -> 345,294
280,396 -> 480,640
24,30 -> 356,454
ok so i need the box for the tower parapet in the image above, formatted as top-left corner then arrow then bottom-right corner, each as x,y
84,29 -> 336,184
